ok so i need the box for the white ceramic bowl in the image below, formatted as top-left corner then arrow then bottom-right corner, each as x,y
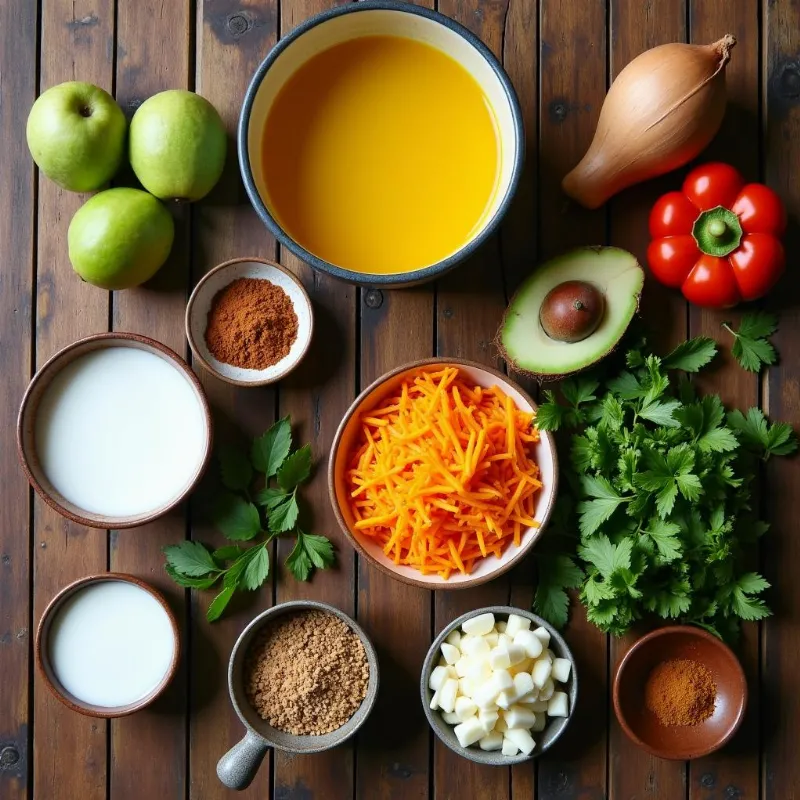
185,257 -> 313,387
238,1 -> 524,287
328,359 -> 558,589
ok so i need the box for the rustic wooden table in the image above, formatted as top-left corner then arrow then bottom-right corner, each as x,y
2,0 -> 798,798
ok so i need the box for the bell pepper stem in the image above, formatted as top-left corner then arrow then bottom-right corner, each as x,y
692,206 -> 743,258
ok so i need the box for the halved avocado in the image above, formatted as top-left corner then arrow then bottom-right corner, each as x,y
497,247 -> 644,380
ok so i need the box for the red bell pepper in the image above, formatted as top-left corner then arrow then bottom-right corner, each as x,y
647,163 -> 786,308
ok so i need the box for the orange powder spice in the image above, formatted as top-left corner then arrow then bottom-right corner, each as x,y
644,658 -> 717,726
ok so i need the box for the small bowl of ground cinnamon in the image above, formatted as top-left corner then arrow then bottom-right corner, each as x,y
612,625 -> 747,760
186,257 -> 313,386
216,600 -> 379,791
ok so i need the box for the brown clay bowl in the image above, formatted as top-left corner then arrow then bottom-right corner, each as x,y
613,626 -> 747,760
36,573 -> 180,718
17,332 -> 213,529
328,358 -> 558,590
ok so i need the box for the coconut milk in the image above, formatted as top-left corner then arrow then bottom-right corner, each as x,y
35,347 -> 206,517
48,581 -> 176,708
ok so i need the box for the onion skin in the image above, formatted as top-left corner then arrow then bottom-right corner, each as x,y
562,35 -> 736,210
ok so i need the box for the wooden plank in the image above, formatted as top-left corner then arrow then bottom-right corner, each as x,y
190,2 -> 279,798
762,1 -> 800,798
110,2 -> 192,798
31,1 -> 115,797
432,2 -> 512,798
606,2 -> 689,799
537,1 -> 608,798
0,0 -> 37,796
687,3 -> 761,800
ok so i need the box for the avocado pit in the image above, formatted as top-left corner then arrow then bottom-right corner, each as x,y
539,280 -> 605,343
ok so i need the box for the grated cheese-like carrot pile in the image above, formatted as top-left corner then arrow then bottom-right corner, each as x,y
345,367 -> 543,579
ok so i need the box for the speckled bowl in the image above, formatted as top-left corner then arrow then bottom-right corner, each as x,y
186,257 -> 313,387
420,606 -> 578,765
217,600 -> 379,791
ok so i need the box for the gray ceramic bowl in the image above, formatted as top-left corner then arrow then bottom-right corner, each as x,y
421,606 -> 577,765
217,600 -> 379,790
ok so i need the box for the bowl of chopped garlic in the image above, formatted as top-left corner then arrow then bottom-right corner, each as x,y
328,359 -> 558,589
421,607 -> 578,763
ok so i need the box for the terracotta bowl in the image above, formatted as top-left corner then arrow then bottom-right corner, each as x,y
35,573 -> 180,718
17,332 -> 212,529
185,257 -> 313,387
328,358 -> 558,589
613,625 -> 747,760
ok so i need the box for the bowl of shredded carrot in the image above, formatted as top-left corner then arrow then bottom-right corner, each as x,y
328,359 -> 558,588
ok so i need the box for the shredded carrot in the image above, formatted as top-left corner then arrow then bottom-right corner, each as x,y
344,366 -> 543,579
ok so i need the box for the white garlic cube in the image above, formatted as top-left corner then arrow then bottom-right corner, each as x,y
505,727 -> 536,756
531,712 -> 547,732
478,731 -> 504,751
454,657 -> 472,678
478,708 -> 499,733
445,629 -> 462,648
506,614 -> 532,638
498,633 -> 513,649
531,658 -> 552,689
429,665 -> 450,692
454,716 -> 484,748
439,678 -> 459,714
532,626 -> 551,649
465,658 -> 492,682
440,642 -> 460,665
484,631 -> 499,647
507,643 -> 527,666
509,657 -> 534,677
462,613 -> 495,637
501,737 -> 519,757
461,636 -> 491,659
489,645 -> 512,671
442,711 -> 461,725
539,678 -> 555,702
455,695 -> 478,722
547,691 -> 569,718
430,689 -> 441,711
496,690 -> 514,710
514,629 -> 544,660
496,621 -> 507,633
458,677 -> 475,698
551,658 -> 572,684
505,704 -> 537,730
473,669 -> 512,709
513,671 -> 535,700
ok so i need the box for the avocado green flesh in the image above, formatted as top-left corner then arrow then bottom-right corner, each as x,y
500,247 -> 644,378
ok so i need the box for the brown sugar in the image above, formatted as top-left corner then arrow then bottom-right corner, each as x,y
205,277 -> 298,370
644,658 -> 717,726
244,610 -> 370,736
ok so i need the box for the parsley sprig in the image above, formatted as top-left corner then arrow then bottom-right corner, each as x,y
164,417 -> 335,621
722,311 -> 778,372
534,337 -> 796,640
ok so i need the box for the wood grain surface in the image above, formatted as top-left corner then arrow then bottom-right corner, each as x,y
2,1 -> 797,799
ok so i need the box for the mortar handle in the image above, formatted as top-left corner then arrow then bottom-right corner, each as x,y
216,730 -> 270,791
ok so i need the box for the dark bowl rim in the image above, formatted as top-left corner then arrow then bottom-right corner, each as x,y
420,606 -> 578,764
326,357 -> 559,590
237,0 -> 525,287
16,332 -> 213,529
35,572 -> 181,718
611,624 -> 748,760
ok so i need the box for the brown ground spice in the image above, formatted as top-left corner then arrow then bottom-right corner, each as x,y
644,658 -> 717,726
205,277 -> 298,370
244,610 -> 369,736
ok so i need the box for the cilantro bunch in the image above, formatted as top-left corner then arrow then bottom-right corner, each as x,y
534,337 -> 796,641
164,417 -> 335,621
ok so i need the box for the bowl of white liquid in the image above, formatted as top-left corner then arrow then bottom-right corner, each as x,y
17,332 -> 212,528
36,573 -> 180,717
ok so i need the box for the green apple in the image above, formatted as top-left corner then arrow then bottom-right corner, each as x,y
129,90 -> 226,202
26,81 -> 126,192
68,188 -> 174,290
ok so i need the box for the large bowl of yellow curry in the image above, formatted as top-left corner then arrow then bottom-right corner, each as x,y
238,1 -> 524,287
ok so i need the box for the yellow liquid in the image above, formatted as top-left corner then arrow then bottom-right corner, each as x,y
261,35 -> 501,275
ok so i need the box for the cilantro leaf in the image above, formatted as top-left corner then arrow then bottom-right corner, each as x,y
766,421 -> 799,456
212,545 -> 245,561
736,572 -> 770,594
597,394 -> 624,430
645,519 -> 682,563
218,441 -> 252,492
163,541 -> 221,576
561,378 -> 599,408
723,313 -> 778,373
256,486 -> 290,510
730,588 -> 770,621
212,492 -> 262,541
277,444 -> 312,491
285,530 -> 335,581
268,493 -> 299,533
579,535 -> 632,578
534,391 -> 566,431
662,337 -> 718,372
251,416 -> 292,477
533,554 -> 583,628
606,371 -> 645,399
576,477 -> 627,536
241,545 -> 270,591
166,565 -> 220,589
728,408 -> 798,459
639,398 -> 682,427
206,586 -> 236,622
698,426 -> 738,454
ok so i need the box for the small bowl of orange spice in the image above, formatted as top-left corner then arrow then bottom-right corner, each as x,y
328,359 -> 558,589
613,625 -> 747,760
186,257 -> 313,387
